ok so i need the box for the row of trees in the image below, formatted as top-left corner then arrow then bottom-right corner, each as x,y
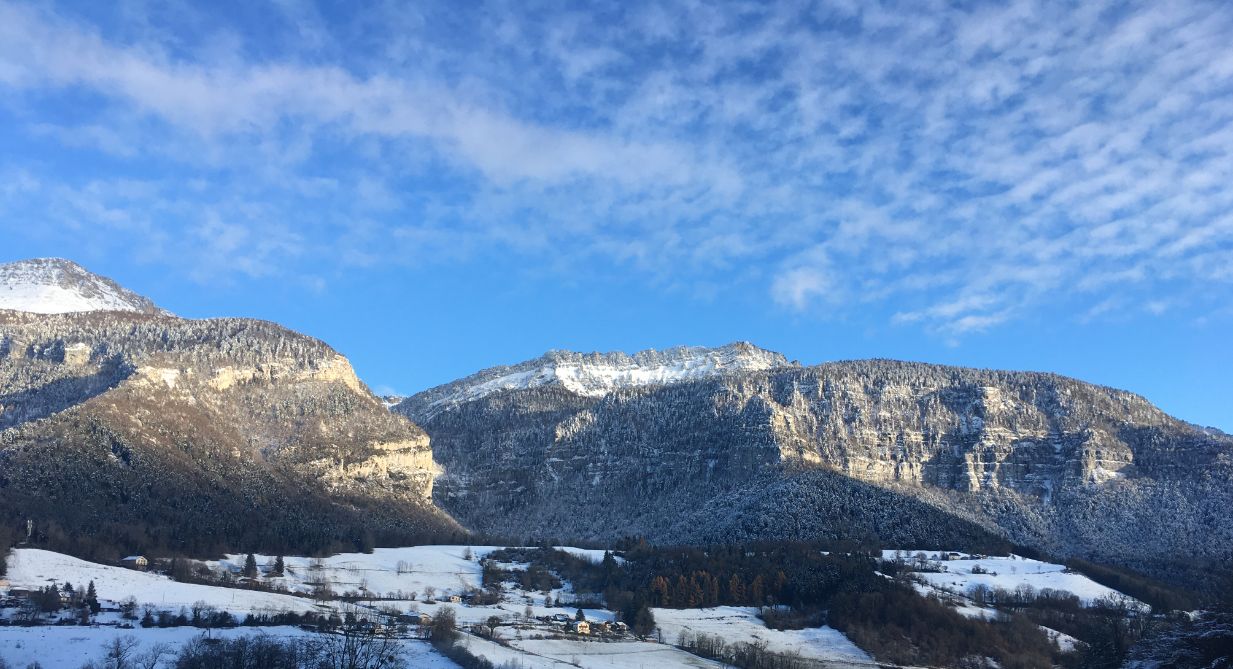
71,625 -> 407,669
12,581 -> 101,623
677,631 -> 815,669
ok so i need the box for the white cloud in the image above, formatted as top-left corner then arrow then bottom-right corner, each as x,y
772,266 -> 832,312
1,0 -> 1232,335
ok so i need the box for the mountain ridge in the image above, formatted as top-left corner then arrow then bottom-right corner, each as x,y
0,261 -> 459,558
397,356 -> 1233,585
397,341 -> 794,422
0,257 -> 167,316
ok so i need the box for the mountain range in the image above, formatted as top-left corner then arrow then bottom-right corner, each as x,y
2,258 -> 1230,587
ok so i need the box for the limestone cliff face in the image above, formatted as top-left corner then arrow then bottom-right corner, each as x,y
0,309 -> 456,555
398,356 -> 1232,579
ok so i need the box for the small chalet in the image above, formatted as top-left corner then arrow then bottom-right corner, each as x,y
447,594 -> 462,604
570,620 -> 590,635
611,621 -> 629,634
121,555 -> 149,570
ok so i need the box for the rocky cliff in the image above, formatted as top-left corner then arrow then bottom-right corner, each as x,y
0,307 -> 458,558
396,353 -> 1233,582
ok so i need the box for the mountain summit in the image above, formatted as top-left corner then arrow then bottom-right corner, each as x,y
0,257 -> 165,315
397,342 -> 794,421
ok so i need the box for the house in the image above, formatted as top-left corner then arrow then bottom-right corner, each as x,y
610,621 -> 629,634
121,556 -> 149,570
570,620 -> 590,635
447,594 -> 462,604
417,613 -> 433,626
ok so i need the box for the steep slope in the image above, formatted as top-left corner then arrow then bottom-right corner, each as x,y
0,258 -> 165,315
396,354 -> 1233,583
0,267 -> 459,559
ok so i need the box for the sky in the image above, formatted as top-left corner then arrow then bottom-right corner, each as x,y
0,0 -> 1231,430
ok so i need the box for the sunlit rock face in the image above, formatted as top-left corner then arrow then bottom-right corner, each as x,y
400,352 -> 1232,582
0,306 -> 458,553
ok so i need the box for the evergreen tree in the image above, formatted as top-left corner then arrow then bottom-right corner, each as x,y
575,608 -> 586,621
85,580 -> 100,614
273,555 -> 285,576
601,551 -> 620,586
243,553 -> 258,579
633,605 -> 656,637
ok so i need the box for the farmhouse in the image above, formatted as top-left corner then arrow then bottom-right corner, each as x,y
120,555 -> 149,570
570,620 -> 590,635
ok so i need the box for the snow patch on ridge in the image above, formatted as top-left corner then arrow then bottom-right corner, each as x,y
0,257 -> 165,315
401,342 -> 794,421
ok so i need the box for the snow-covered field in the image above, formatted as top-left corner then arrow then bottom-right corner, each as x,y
454,632 -> 726,669
510,638 -> 725,668
652,607 -> 873,665
0,625 -> 458,668
6,549 -> 321,614
2,547 -> 750,667
8,546 -> 1132,668
882,550 -> 1140,606
207,545 -> 495,600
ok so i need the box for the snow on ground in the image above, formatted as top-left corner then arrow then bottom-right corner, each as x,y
4,546 -> 875,668
5,549 -> 321,615
882,550 -> 1140,606
509,638 -> 726,668
208,545 -> 495,600
552,547 -> 625,564
652,607 -> 873,665
1042,626 -> 1082,652
0,625 -> 458,668
452,631 -> 725,669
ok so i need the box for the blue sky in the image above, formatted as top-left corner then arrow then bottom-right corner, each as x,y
1,0 -> 1231,430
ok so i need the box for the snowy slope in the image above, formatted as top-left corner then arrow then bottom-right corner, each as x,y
0,625 -> 460,668
398,342 -> 794,421
5,549 -> 320,614
652,607 -> 874,665
883,551 -> 1142,607
207,545 -> 492,600
0,257 -> 164,315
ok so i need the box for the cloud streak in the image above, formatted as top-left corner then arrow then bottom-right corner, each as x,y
0,0 -> 1231,335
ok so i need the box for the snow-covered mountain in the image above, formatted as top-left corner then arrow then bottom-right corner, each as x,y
0,259 -> 456,556
0,257 -> 165,315
397,342 -> 794,421
398,353 -> 1233,587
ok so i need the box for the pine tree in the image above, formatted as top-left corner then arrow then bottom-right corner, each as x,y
633,605 -> 656,637
601,551 -> 619,586
243,553 -> 258,579
85,580 -> 100,614
273,555 -> 285,576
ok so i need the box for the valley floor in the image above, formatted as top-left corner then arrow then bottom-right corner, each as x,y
1,545 -> 1141,668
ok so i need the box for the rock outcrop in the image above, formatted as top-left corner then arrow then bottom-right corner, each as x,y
0,308 -> 458,557
396,353 -> 1233,583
